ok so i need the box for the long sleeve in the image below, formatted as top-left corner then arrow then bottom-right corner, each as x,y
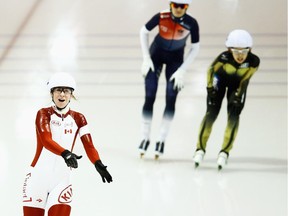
237,66 -> 258,96
140,25 -> 150,58
179,42 -> 200,71
80,134 -> 100,164
207,61 -> 223,88
72,111 -> 101,164
36,109 -> 65,155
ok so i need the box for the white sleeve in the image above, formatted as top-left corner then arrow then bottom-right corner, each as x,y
179,42 -> 200,71
79,124 -> 90,137
140,26 -> 150,58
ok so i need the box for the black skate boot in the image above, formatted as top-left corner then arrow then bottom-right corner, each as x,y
139,140 -> 150,158
155,142 -> 164,160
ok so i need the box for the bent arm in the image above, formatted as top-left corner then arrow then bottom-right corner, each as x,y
179,42 -> 200,71
237,66 -> 258,96
36,110 -> 65,155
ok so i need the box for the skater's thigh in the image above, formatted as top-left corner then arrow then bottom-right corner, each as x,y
23,167 -> 49,209
46,179 -> 73,210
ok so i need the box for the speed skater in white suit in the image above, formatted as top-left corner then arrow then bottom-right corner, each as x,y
139,0 -> 200,159
22,73 -> 113,216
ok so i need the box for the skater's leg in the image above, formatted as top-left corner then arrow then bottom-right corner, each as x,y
48,204 -> 71,216
217,89 -> 246,169
154,116 -> 171,159
220,89 -> 246,154
217,117 -> 241,170
159,59 -> 182,140
22,168 -> 48,216
193,109 -> 220,166
157,114 -> 173,143
142,60 -> 162,139
220,115 -> 240,153
139,61 -> 162,156
193,86 -> 225,167
139,106 -> 153,156
196,97 -> 223,151
23,206 -> 45,216
45,180 -> 72,216
141,115 -> 152,142
156,85 -> 177,141
154,66 -> 178,159
141,65 -> 159,143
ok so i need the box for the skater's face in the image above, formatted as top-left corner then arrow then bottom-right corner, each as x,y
170,2 -> 188,18
230,47 -> 250,64
51,87 -> 73,109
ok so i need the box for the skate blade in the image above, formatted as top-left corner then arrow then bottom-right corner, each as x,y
155,154 -> 160,160
140,153 -> 145,158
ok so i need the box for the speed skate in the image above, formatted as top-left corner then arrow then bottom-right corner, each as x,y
154,142 -> 164,160
139,140 -> 150,158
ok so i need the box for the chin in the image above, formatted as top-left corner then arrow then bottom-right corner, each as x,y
56,103 -> 67,109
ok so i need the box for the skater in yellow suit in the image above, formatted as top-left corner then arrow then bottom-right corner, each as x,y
193,29 -> 260,169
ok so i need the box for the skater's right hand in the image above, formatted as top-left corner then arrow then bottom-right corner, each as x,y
141,56 -> 154,78
61,150 -> 82,168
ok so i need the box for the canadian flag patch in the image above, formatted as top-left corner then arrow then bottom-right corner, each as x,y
64,129 -> 72,134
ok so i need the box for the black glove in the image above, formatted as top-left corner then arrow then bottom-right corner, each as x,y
94,160 -> 113,183
207,87 -> 217,106
229,93 -> 242,115
61,150 -> 82,168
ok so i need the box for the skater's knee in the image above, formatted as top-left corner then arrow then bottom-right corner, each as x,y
165,95 -> 177,111
23,206 -> 45,216
167,83 -> 178,97
143,96 -> 156,111
206,107 -> 220,120
48,204 -> 71,216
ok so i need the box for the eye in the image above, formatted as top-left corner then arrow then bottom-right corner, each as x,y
63,89 -> 72,94
55,88 -> 62,93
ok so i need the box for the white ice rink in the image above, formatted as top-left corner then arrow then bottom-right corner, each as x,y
0,0 -> 287,215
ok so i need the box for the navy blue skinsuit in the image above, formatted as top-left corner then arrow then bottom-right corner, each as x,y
143,10 -> 200,120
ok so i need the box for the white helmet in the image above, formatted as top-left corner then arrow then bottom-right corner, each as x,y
47,72 -> 76,91
169,0 -> 192,5
225,29 -> 253,48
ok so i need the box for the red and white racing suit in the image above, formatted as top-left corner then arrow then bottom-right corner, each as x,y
23,105 -> 100,211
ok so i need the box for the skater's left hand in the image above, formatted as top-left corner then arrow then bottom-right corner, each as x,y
61,150 -> 82,168
229,93 -> 242,115
169,68 -> 186,91
94,160 -> 113,183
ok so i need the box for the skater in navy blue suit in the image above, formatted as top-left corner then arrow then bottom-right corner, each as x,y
138,0 -> 200,159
